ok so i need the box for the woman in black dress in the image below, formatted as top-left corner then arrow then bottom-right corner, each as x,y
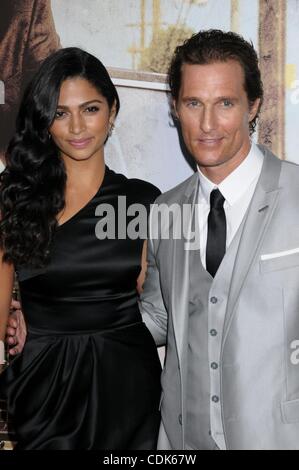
0,47 -> 161,450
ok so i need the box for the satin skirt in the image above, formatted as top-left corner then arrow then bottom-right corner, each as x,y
0,322 -> 161,450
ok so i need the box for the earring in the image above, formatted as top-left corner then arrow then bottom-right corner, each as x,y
48,132 -> 52,140
108,123 -> 115,137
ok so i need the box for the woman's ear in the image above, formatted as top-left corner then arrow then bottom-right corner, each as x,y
109,100 -> 117,123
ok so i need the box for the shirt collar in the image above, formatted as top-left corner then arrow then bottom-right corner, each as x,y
197,142 -> 264,206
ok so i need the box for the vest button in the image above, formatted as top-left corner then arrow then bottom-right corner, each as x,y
178,414 -> 182,425
211,362 -> 218,370
212,395 -> 219,403
210,329 -> 217,336
210,296 -> 218,304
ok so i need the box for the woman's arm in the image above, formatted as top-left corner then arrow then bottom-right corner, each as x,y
136,241 -> 148,295
0,249 -> 14,370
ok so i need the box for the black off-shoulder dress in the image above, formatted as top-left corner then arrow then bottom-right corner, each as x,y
0,166 -> 162,450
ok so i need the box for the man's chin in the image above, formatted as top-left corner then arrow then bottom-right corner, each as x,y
194,156 -> 226,169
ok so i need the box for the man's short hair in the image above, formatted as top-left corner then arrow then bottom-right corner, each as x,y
168,29 -> 263,135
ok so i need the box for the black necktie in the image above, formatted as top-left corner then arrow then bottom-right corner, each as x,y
206,189 -> 226,277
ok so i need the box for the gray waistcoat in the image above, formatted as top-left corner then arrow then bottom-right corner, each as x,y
185,219 -> 245,450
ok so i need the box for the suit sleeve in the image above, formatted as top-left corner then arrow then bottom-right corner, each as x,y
139,206 -> 168,347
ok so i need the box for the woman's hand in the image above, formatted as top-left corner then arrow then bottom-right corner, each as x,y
6,300 -> 27,355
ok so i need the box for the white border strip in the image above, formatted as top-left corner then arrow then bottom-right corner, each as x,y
261,247 -> 299,261
0,340 -> 6,365
112,77 -> 169,92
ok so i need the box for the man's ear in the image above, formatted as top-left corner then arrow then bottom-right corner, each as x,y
172,99 -> 180,121
249,98 -> 261,122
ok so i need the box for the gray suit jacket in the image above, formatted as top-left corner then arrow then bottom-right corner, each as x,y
140,145 -> 299,449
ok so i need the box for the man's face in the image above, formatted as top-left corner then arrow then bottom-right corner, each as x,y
174,60 -> 260,183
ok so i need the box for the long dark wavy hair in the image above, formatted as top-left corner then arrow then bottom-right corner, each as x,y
0,47 -> 120,268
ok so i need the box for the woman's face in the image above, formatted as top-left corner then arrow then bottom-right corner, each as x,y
49,77 -> 116,162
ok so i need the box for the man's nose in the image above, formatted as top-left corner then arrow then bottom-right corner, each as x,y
200,107 -> 217,133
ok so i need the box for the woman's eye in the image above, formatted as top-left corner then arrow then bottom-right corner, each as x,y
85,106 -> 99,113
54,110 -> 66,119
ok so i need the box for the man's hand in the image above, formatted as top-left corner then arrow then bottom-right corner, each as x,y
6,300 -> 27,355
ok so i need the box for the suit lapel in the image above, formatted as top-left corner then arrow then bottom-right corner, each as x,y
171,173 -> 199,362
223,147 -> 282,339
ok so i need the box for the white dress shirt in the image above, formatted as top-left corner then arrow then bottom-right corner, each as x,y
197,142 -> 264,269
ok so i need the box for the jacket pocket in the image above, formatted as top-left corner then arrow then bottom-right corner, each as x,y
281,399 -> 299,424
260,251 -> 299,273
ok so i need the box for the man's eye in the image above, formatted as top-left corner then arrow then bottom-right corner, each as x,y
85,106 -> 99,113
222,100 -> 233,107
187,101 -> 199,108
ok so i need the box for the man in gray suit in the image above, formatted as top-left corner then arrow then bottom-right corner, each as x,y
140,29 -> 299,450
